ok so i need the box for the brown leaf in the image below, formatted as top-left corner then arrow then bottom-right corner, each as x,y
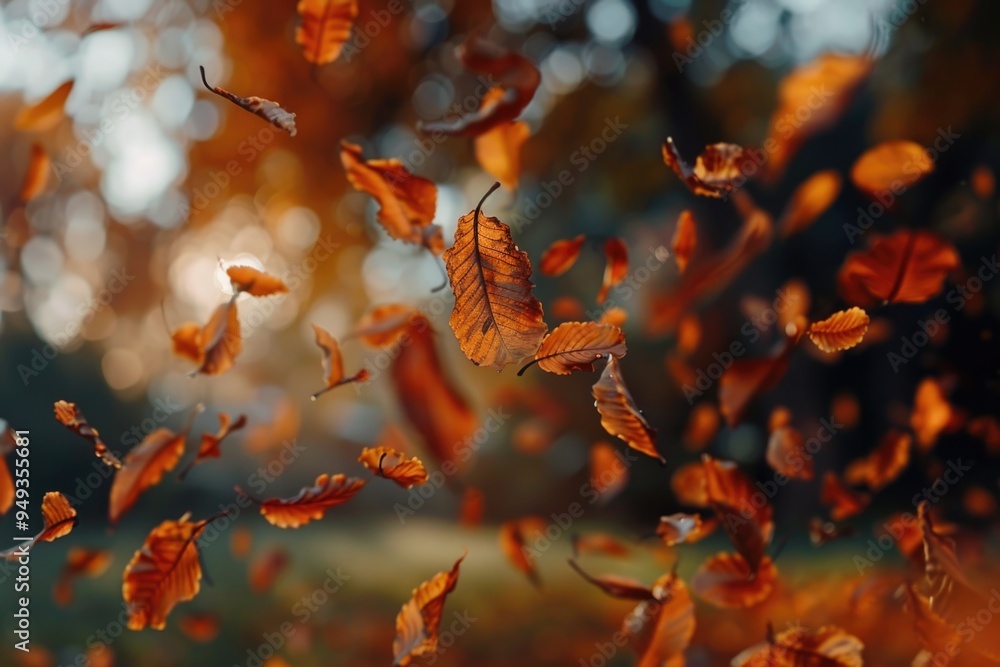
20,144 -> 51,202
844,430 -> 911,491
500,518 -> 545,588
177,412 -> 248,480
459,487 -> 485,527
592,356 -> 664,464
765,426 -> 814,480
625,574 -> 695,667
691,552 -> 777,609
177,612 -> 220,643
851,140 -> 934,199
571,532 -> 631,558
568,559 -> 655,600
310,323 -> 370,399
820,472 -> 870,521
597,238 -> 629,304
808,307 -> 871,353
837,230 -> 959,306
3,492 -> 78,561
671,210 -> 697,273
198,66 -> 296,136
718,324 -> 803,428
419,37 -> 540,137
443,183 -> 547,369
358,441 -> 429,490
518,321 -> 626,376
173,296 -> 242,376
473,98 -> 530,189
53,401 -> 122,469
910,378 -> 955,451
53,547 -> 112,607
340,141 -> 443,253
662,137 -> 751,198
230,526 -> 253,560
123,513 -> 215,630
248,474 -> 365,528
295,0 -> 358,65
539,235 -> 586,276
353,303 -> 420,347
393,553 -> 465,666
226,266 -> 288,297
778,169 -> 842,237
732,625 -> 864,667
670,461 -> 709,507
656,513 -> 717,546
702,455 -> 774,572
110,424 -> 189,524
589,442 -> 628,502
15,80 -> 74,131
248,545 -> 289,593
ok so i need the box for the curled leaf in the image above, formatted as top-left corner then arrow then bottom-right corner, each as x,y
808,307 -> 870,352
2,492 -> 78,560
568,559 -> 655,600
844,430 -> 911,491
662,137 -> 751,198
246,474 -> 365,528
598,238 -> 629,305
778,169 -> 842,237
473,96 -> 530,189
177,412 -> 248,480
198,66 -> 296,136
732,624 -> 864,667
226,266 -> 288,297
15,80 -> 74,131
53,400 -> 122,469
311,323 -> 370,399
359,440 -> 429,490
592,356 -> 663,464
393,553 -> 465,666
500,518 -> 546,588
691,552 -> 777,609
539,235 -> 586,277
820,472 -> 870,521
656,513 -> 717,546
518,321 -> 626,376
765,425 -> 814,480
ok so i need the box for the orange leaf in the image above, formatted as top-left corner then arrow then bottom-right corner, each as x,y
656,513 -> 717,546
177,297 -> 242,376
597,237 -> 629,304
15,80 -> 74,132
198,67 -> 296,136
358,442 -> 429,490
295,0 -> 358,65
230,525 -> 253,560
592,356 -> 663,464
539,235 -> 586,276
589,442 -> 629,503
500,518 -> 545,588
569,559 -> 655,600
670,462 -> 709,507
851,140 -> 934,199
718,326 -> 802,428
2,492 -> 77,560
178,612 -> 220,643
702,455 -> 774,572
624,573 -> 695,667
443,183 -> 547,369
20,144 -> 51,202
419,37 -> 540,137
311,323 -> 370,399
53,400 -> 122,469
177,411 -> 248,480
571,532 -> 631,558
662,138 -> 751,198
837,230 -> 959,306
353,303 -> 420,348
226,265 -> 288,297
682,403 -> 719,451
732,624 -> 864,667
53,547 -> 112,607
820,472 -> 870,521
808,307 -> 870,353
248,545 -> 289,593
765,426 -> 814,480
691,552 -> 777,609
458,487 -> 485,527
249,474 -> 365,528
518,321 -> 626,376
473,97 -> 529,189
110,426 -> 188,524
170,322 -> 203,364
340,141 -> 443,254
393,553 -> 465,666
123,513 -> 215,630
671,210 -> 697,273
844,430 -> 911,491
778,169 -> 841,237
910,378 -> 954,451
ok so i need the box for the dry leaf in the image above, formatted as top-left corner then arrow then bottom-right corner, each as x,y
851,140 -> 934,199
671,210 -> 696,273
592,356 -> 664,464
358,441 -> 429,489
20,144 -> 51,201
178,612 -> 221,643
571,532 -> 630,558
590,442 -> 629,502
569,559 -> 655,600
393,553 -> 465,666
15,80 -> 74,131
691,552 -> 777,609
518,321 -> 626,376
500,518 -> 545,588
199,66 -> 296,136
702,455 -> 774,572
53,401 -> 122,469
656,513 -> 717,546
247,474 -> 365,528
597,238 -> 629,305
110,422 -> 190,524
226,266 -> 288,297
732,625 -> 864,667
821,472 -> 870,521
2,492 -> 77,560
765,425 -> 814,480
624,573 -> 695,667
295,0 -> 358,65
778,169 -> 842,237
540,235 -> 586,276
844,430 -> 911,491
310,323 -> 370,399
807,307 -> 870,352
718,325 -> 803,428
473,95 -> 530,189
910,378 -> 955,451
177,412 -> 248,480
248,545 -> 289,593
53,547 -> 112,607
662,137 -> 751,198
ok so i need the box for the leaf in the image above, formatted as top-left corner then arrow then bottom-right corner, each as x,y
3,492 -> 78,560
598,238 -> 629,304
393,553 -> 465,666
591,356 -> 664,464
518,322 -> 626,376
15,80 -> 74,131
173,297 -> 243,376
571,532 -> 630,558
459,487 -> 485,527
53,547 -> 112,606
851,140 -> 934,199
820,472 -> 870,521
844,430 -> 911,491
702,455 -> 774,572
539,235 -> 586,276
670,461 -> 709,507
358,436 -> 429,490
247,474 -> 365,528
682,403 -> 719,451
718,324 -> 803,428
310,323 -> 370,399
732,625 -> 864,667
691,552 -> 777,609
765,425 -> 814,480
248,545 -> 289,592
230,526 -> 252,560
500,518 -> 546,588
589,442 -> 628,503
671,210 -> 696,273
226,266 -> 288,296
419,37 -> 540,137
624,573 -> 695,667
178,612 -> 221,643
340,141 -> 443,253
656,513 -> 717,546
837,230 -> 959,306
910,378 -> 955,451
20,144 -> 51,202
662,137 -> 751,198
110,428 -> 187,525
53,400 -> 122,469
568,559 -> 655,600
295,0 -> 358,65
807,307 -> 871,353
123,514 -> 215,630
443,182 -> 547,369
198,66 -> 296,136
474,98 -> 530,189
808,518 -> 856,546
778,169 -> 842,237
177,412 -> 248,480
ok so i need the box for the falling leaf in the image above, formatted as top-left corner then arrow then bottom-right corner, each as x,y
230,526 -> 253,560
518,321 -> 626,376
702,455 -> 774,572
310,323 -> 370,399
682,403 -> 720,451
592,356 -> 664,464
53,401 -> 122,469
569,559 -> 655,600
599,307 -> 628,327
820,472 -> 870,521
226,266 -> 288,297
844,430 -> 911,491
765,425 -> 814,480
295,0 -> 358,65
393,553 -> 465,666
597,238 -> 628,304
443,182 -> 547,369
589,442 -> 629,503
474,96 -> 530,189
778,169 -> 842,237
358,441 -> 429,490
2,492 -> 78,560
837,230 -> 959,306
353,303 -> 421,348
459,487 -> 485,527
910,378 -> 954,451
15,80 -> 74,131
173,296 -> 242,376
671,462 -> 709,507
177,412 -> 248,480
198,66 -> 296,136
248,545 -> 290,593
732,624 -> 864,667
671,210 -> 696,273
340,141 -> 443,254
691,552 -> 777,609
500,518 -> 546,588
624,573 -> 695,667
178,612 -> 221,643
571,532 -> 630,558
419,37 -> 540,137
20,144 -> 50,202
718,324 -> 803,427
122,513 -> 217,630
656,513 -> 717,546
808,307 -> 871,353
662,137 -> 752,198
851,140 -> 934,199
53,547 -> 112,606
539,235 -> 586,276
246,474 -> 365,528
